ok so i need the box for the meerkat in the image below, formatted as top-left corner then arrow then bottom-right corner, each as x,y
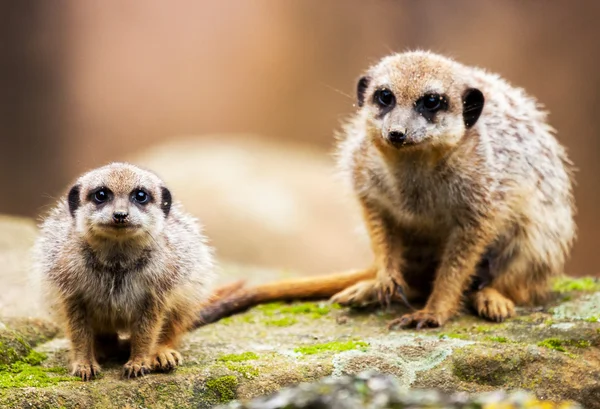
32,162 -> 222,381
196,51 -> 576,330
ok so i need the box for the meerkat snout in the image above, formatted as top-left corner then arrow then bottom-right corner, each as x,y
112,211 -> 129,224
387,131 -> 407,146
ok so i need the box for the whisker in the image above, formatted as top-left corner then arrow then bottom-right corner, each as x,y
322,83 -> 353,100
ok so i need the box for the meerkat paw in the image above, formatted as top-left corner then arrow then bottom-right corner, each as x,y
330,280 -> 377,307
152,347 -> 182,372
122,356 -> 152,378
72,360 -> 101,381
375,273 -> 410,309
388,309 -> 447,330
473,287 -> 515,322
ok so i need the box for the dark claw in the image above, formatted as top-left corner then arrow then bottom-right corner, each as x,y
394,283 -> 414,311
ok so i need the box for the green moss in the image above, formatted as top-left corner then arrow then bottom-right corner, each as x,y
205,375 -> 238,403
0,344 -> 20,366
537,338 -> 590,355
0,329 -> 41,367
264,317 -> 298,327
486,336 -> 509,343
570,340 -> 591,348
544,319 -> 555,326
584,316 -> 599,323
21,350 -> 46,366
474,326 -> 493,334
240,315 -> 258,324
552,276 -> 600,293
294,340 -> 368,355
538,338 -> 567,352
561,295 -> 573,302
438,333 -> 468,340
256,302 -> 337,319
219,317 -> 233,325
224,362 -> 259,379
217,352 -> 258,362
0,350 -> 75,388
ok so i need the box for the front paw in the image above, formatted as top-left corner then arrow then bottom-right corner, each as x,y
122,356 -> 152,378
152,347 -> 182,372
375,274 -> 409,309
474,288 -> 515,323
72,360 -> 101,381
387,310 -> 447,330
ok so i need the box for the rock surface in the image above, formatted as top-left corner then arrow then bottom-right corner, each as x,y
0,216 -> 599,408
216,372 -> 582,409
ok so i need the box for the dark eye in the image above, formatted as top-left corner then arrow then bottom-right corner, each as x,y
415,93 -> 448,122
132,189 -> 150,204
422,94 -> 443,111
374,89 -> 396,108
93,189 -> 109,204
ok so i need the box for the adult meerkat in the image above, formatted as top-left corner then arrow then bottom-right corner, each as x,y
197,51 -> 576,329
32,163 -> 222,380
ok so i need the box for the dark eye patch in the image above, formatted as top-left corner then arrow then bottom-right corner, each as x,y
372,88 -> 396,116
414,93 -> 449,122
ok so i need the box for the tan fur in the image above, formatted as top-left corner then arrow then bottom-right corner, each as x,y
198,51 -> 576,330
32,163 -> 216,380
333,51 -> 576,328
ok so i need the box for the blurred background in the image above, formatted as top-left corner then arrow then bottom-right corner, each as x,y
1,1 -> 598,278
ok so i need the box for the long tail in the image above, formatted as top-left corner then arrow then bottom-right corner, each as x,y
193,267 -> 376,328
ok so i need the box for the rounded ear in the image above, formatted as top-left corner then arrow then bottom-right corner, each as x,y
462,88 -> 485,128
67,185 -> 81,217
356,76 -> 371,107
160,187 -> 172,217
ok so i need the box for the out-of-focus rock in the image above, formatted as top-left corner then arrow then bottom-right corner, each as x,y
128,134 -> 372,276
217,372 -> 583,409
0,215 -> 45,318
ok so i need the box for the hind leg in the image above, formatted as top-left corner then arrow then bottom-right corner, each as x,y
471,287 -> 515,322
470,232 -> 560,322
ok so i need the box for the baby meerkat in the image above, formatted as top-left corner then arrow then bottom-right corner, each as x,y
197,51 -> 576,330
32,162 -> 216,380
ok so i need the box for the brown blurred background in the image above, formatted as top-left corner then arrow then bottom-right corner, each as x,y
0,1 -> 598,277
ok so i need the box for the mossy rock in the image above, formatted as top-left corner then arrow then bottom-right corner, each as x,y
0,277 -> 598,408
0,216 -> 597,408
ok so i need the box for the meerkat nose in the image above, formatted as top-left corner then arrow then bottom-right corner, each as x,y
388,131 -> 406,146
112,211 -> 129,224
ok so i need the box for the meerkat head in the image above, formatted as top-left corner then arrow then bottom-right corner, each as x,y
66,163 -> 172,246
355,51 -> 485,151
